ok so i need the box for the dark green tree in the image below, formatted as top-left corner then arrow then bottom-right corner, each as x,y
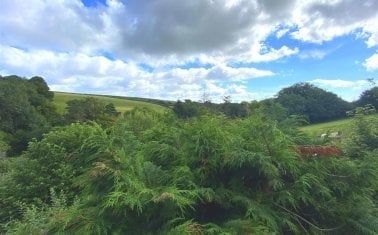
64,97 -> 119,125
276,83 -> 353,123
0,75 -> 59,155
357,86 -> 378,109
219,101 -> 249,118
104,103 -> 120,116
173,100 -> 203,119
28,76 -> 54,101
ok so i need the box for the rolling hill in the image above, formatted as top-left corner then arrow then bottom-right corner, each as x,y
53,92 -> 167,113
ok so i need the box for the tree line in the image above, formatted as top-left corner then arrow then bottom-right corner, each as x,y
173,82 -> 378,123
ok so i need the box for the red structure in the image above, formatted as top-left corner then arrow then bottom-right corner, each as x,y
295,145 -> 342,157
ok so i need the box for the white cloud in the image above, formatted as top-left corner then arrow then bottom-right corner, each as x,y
0,0 -> 108,53
0,44 -> 148,84
291,0 -> 378,46
275,28 -> 291,39
206,64 -> 274,81
364,53 -> 378,71
0,45 -> 273,102
240,45 -> 299,63
309,78 -> 374,102
299,50 -> 328,60
310,79 -> 370,89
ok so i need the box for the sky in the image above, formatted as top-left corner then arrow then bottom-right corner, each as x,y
0,0 -> 378,102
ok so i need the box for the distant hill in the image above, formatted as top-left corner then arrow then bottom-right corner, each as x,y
53,92 -> 168,113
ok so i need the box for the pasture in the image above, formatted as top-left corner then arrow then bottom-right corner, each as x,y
300,114 -> 378,137
53,92 -> 166,113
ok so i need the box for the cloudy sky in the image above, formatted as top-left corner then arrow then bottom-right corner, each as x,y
1,0 -> 378,102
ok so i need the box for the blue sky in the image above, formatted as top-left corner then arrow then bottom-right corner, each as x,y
1,0 -> 378,102
246,33 -> 378,101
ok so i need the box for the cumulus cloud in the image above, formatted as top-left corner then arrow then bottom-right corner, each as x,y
364,53 -> 378,71
206,64 -> 273,81
0,45 -> 273,101
118,0 -> 258,55
0,0 -> 108,53
291,0 -> 378,46
310,79 -> 370,89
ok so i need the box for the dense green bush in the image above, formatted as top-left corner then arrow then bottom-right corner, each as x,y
1,108 -> 376,234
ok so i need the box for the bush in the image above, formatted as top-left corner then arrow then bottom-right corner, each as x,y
1,110 -> 377,234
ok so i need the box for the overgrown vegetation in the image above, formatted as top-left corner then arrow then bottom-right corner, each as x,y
0,75 -> 377,234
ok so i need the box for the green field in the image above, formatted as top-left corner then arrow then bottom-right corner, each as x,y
300,114 -> 378,137
53,92 -> 166,113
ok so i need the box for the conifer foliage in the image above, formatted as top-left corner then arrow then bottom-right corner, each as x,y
0,108 -> 377,234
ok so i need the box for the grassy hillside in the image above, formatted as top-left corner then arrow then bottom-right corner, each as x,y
101,95 -> 174,108
53,92 -> 167,113
300,114 -> 378,137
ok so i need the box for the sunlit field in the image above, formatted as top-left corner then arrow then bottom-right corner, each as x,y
53,92 -> 166,113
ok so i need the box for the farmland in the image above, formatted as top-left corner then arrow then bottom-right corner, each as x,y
300,114 -> 378,137
53,92 -> 166,113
